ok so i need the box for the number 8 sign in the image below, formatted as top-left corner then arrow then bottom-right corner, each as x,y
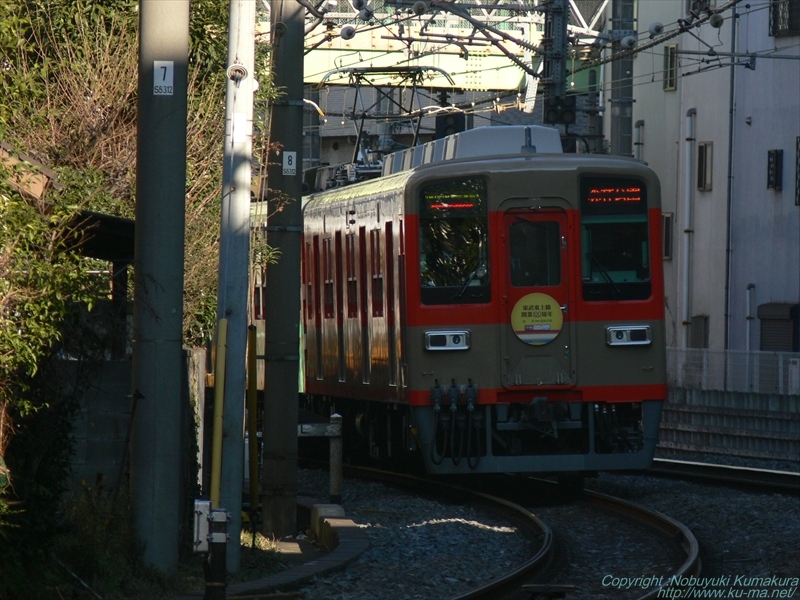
282,151 -> 297,176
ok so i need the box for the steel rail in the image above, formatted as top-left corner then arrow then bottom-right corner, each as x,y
342,466 -> 699,599
649,458 -> 800,495
581,488 -> 701,600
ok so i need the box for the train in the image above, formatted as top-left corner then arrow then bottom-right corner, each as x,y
296,125 -> 666,476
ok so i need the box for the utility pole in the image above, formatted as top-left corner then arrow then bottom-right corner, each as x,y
216,0 -> 256,573
541,0 -> 575,126
131,0 -> 189,571
610,0 -> 635,156
261,0 -> 304,538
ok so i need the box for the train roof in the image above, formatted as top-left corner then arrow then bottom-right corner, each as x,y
381,125 -> 563,176
306,125 -> 561,195
303,125 -> 658,212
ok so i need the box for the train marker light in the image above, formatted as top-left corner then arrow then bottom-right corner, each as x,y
606,326 -> 652,346
425,330 -> 471,350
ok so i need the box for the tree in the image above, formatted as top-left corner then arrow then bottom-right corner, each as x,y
0,0 -> 278,591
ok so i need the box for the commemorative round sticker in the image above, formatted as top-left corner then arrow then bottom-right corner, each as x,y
511,293 -> 563,345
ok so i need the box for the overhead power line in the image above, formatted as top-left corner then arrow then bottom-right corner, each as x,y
570,0 -> 745,74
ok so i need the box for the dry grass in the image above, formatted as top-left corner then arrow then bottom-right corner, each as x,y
49,485 -> 281,599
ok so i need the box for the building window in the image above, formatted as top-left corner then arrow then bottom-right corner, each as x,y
689,315 -> 709,349
770,0 -> 800,36
768,149 -> 784,191
662,212 -> 673,260
795,137 -> 800,205
697,142 -> 713,191
663,45 -> 678,91
758,303 -> 799,351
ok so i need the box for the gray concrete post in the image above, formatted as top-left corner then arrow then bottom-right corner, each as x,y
217,0 -> 256,573
261,0 -> 304,538
329,414 -> 343,504
131,0 -> 189,571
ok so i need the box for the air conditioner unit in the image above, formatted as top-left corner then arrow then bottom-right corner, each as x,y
788,358 -> 800,395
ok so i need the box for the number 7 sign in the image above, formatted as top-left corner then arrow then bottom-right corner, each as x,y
153,61 -> 174,96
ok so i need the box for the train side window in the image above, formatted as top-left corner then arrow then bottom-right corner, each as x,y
370,229 -> 384,317
419,177 -> 490,305
580,178 -> 652,301
346,233 -> 357,318
359,227 -> 368,320
509,220 -> 561,287
335,231 -> 344,322
323,237 -> 334,318
305,241 -> 314,318
313,235 -> 322,323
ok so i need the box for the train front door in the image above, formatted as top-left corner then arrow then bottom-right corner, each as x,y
500,208 -> 575,388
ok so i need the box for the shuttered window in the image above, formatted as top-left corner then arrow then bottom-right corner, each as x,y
758,303 -> 800,352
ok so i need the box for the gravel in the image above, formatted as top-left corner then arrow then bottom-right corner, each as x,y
585,473 -> 800,579
293,467 -> 800,600
296,470 -> 534,600
526,497 -> 686,600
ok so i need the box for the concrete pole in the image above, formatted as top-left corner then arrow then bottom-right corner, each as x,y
217,0 -> 256,573
261,0 -> 304,538
329,414 -> 343,504
610,0 -> 635,156
131,0 -> 189,571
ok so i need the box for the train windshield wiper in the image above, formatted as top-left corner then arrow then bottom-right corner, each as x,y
586,254 -> 621,299
452,264 -> 486,300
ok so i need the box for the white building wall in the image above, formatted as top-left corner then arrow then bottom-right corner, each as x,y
727,0 -> 800,351
605,0 -> 800,352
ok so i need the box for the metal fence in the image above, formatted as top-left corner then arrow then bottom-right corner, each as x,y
667,347 -> 800,395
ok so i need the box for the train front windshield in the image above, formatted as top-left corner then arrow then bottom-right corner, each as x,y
419,178 -> 490,305
580,178 -> 652,301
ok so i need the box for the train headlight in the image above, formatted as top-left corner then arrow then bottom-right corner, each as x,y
425,330 -> 470,351
606,326 -> 652,346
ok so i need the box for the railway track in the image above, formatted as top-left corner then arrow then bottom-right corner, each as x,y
488,476 -> 701,600
337,464 -> 556,600
648,458 -> 800,494
577,487 -> 700,600
332,466 -> 699,600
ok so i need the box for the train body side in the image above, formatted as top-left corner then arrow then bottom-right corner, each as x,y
301,146 -> 666,474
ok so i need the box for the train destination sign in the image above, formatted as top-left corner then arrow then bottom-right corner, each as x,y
585,185 -> 643,204
580,178 -> 647,215
423,191 -> 481,212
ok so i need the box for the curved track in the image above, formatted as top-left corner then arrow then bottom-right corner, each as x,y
338,465 -> 555,600
580,487 -> 701,600
337,466 -> 699,600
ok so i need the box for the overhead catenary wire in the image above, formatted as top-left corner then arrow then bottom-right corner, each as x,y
310,0 -> 773,86
292,0 -> 782,143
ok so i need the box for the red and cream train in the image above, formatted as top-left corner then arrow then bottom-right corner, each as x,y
298,125 -> 666,476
